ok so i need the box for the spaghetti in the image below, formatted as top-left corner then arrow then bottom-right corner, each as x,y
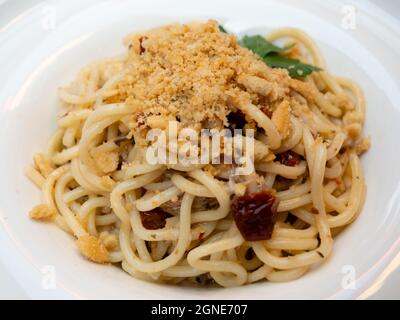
26,20 -> 369,287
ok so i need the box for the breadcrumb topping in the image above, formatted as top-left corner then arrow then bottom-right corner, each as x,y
234,183 -> 247,196
99,231 -> 119,250
355,137 -> 371,155
101,175 -> 116,189
91,143 -> 119,173
272,100 -> 291,139
34,154 -> 54,178
76,235 -> 109,263
116,20 -> 291,132
29,204 -> 56,220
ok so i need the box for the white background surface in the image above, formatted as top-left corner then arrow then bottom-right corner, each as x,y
0,0 -> 399,300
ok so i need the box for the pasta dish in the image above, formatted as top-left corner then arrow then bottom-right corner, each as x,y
25,20 -> 370,287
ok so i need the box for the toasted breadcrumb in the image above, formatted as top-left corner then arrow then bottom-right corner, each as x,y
99,231 -> 119,250
272,100 -> 291,139
76,235 -> 109,263
101,175 -> 116,189
234,183 -> 247,196
29,204 -> 56,220
33,154 -> 55,178
204,164 -> 219,176
92,144 -> 119,173
355,137 -> 371,155
114,20 -> 292,133
345,123 -> 362,139
264,152 -> 276,163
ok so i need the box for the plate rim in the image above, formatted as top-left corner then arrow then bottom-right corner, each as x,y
0,0 -> 399,300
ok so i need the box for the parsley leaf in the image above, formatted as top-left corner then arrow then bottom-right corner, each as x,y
239,35 -> 284,57
238,34 -> 322,78
263,54 -> 322,79
219,25 -> 228,33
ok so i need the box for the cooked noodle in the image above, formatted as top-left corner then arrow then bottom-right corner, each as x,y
25,21 -> 369,287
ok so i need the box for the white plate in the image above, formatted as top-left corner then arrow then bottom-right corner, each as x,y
0,0 -> 399,299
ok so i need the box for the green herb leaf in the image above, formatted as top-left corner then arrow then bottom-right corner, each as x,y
263,54 -> 322,79
219,25 -> 228,33
238,34 -> 322,78
239,35 -> 285,57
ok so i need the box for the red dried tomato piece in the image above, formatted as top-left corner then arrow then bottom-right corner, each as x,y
245,248 -> 255,260
227,111 -> 247,131
311,207 -> 319,215
140,208 -> 170,230
231,191 -> 279,241
198,232 -> 206,241
139,36 -> 147,55
260,106 -> 273,118
276,151 -> 301,167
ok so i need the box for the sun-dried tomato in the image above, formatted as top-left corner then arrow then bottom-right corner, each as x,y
260,106 -> 273,118
276,150 -> 301,167
245,248 -> 255,260
139,36 -> 147,55
285,212 -> 298,225
311,207 -> 319,215
227,111 -> 247,131
140,208 -> 170,230
231,191 -> 279,241
198,232 -> 206,241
